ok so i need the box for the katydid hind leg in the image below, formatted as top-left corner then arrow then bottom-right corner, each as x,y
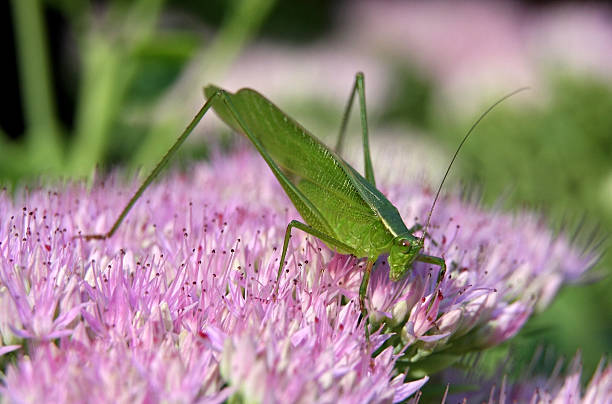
79,91 -> 224,240
334,72 -> 376,186
408,223 -> 438,246
407,223 -> 423,234
275,220 -> 356,297
334,75 -> 357,156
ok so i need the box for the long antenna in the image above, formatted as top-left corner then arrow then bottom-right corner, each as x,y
420,87 -> 530,245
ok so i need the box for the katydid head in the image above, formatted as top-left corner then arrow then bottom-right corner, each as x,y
388,236 -> 424,281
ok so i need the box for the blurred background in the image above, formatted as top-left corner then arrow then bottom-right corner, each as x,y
2,0 -> 611,392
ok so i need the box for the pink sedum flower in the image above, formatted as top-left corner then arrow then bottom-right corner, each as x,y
0,148 -> 595,402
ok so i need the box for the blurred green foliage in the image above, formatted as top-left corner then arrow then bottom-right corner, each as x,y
176,0 -> 338,43
438,75 -> 612,379
2,0 -> 280,186
437,76 -> 612,226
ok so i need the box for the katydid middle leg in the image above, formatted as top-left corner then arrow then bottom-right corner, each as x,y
275,219 -> 355,297
359,260 -> 375,341
275,220 -> 375,341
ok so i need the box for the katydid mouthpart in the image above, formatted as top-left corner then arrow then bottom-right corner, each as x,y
80,72 -> 527,339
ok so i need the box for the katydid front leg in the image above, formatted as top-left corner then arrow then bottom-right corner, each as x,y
275,220 -> 354,298
417,253 -> 447,316
417,253 -> 447,285
275,220 -> 374,342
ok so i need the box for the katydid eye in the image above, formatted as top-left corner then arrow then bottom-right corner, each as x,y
400,240 -> 410,247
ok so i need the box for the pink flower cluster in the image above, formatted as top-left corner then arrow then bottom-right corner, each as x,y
0,148 -> 598,402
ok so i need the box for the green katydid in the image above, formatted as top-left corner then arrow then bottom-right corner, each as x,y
81,72 -> 526,338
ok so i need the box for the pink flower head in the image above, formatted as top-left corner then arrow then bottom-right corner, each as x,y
0,147 -> 595,401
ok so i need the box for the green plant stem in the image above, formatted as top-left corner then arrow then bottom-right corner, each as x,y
10,0 -> 62,169
130,0 -> 277,169
203,0 -> 278,80
67,0 -> 164,177
67,35 -> 130,176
